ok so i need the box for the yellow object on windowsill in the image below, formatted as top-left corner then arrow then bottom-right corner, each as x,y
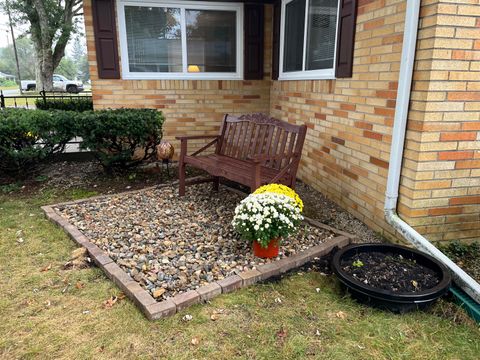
187,65 -> 200,72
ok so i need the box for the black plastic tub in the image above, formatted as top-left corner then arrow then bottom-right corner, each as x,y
332,243 -> 452,313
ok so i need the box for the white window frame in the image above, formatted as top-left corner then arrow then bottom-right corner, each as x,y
117,0 -> 244,80
279,0 -> 340,81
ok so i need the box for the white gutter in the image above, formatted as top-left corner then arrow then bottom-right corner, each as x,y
384,0 -> 480,304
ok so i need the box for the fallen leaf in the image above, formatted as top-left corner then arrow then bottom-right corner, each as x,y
103,296 -> 118,309
210,313 -> 220,321
335,311 -> 347,320
75,282 -> 85,289
40,263 -> 52,272
191,337 -> 200,346
117,292 -> 126,300
71,248 -> 87,260
276,327 -> 288,344
182,314 -> 193,322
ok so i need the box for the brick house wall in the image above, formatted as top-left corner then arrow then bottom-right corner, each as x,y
398,0 -> 480,242
84,0 -> 273,153
84,0 -> 479,243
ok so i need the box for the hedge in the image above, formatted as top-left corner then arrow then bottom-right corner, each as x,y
35,97 -> 93,112
77,108 -> 164,171
0,108 -> 164,177
0,109 -> 77,176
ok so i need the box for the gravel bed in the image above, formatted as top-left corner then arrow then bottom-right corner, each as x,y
296,182 -> 384,244
56,184 -> 336,300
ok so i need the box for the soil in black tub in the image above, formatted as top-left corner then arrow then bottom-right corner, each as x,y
341,251 -> 440,293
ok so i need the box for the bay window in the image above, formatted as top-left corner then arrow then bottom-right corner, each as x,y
280,0 -> 340,80
117,0 -> 243,79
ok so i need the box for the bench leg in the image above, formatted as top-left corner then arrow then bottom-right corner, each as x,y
251,163 -> 261,192
212,176 -> 219,192
290,176 -> 297,189
179,161 -> 186,196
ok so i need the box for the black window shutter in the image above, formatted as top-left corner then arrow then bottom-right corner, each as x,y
244,3 -> 264,80
92,0 -> 120,79
271,0 -> 281,80
335,0 -> 357,78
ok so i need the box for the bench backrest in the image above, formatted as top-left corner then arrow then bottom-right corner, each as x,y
216,113 -> 307,170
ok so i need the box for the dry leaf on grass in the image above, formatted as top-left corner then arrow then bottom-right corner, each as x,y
276,327 -> 288,345
335,311 -> 347,320
191,337 -> 200,346
210,313 -> 220,321
40,263 -> 52,272
182,314 -> 193,322
71,248 -> 87,259
103,296 -> 118,309
75,282 -> 85,289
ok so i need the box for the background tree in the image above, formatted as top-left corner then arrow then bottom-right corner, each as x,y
0,37 -> 36,80
3,0 -> 83,90
71,35 -> 89,82
55,57 -> 77,79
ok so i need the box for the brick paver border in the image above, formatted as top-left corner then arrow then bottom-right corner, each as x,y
41,181 -> 355,320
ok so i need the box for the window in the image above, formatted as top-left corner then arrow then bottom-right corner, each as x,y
280,0 -> 340,80
117,0 -> 243,80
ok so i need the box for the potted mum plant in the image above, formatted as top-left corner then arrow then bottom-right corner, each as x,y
232,184 -> 303,258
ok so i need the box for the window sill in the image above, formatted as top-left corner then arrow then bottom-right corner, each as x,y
122,73 -> 244,81
278,73 -> 336,81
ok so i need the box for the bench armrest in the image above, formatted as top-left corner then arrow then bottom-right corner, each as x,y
176,135 -> 220,141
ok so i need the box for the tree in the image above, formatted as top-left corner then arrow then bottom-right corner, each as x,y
55,57 -> 77,79
71,35 -> 90,82
4,0 -> 83,91
0,37 -> 36,80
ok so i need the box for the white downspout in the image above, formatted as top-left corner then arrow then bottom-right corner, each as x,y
384,0 -> 480,304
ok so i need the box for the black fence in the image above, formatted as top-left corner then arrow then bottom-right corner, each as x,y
0,88 -> 92,109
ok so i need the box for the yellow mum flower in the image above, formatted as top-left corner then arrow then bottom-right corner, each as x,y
254,184 -> 303,212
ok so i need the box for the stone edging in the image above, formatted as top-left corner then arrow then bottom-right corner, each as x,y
41,182 -> 355,320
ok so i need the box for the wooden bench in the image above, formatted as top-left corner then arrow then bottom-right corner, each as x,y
176,113 -> 307,196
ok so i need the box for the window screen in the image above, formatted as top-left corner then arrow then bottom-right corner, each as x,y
125,6 -> 182,73
305,0 -> 338,70
283,0 -> 306,72
186,10 -> 237,73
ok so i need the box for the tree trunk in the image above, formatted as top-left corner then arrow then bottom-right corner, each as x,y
35,47 -> 54,91
20,0 -> 82,91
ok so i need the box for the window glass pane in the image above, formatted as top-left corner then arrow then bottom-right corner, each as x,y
125,6 -> 182,72
186,10 -> 236,73
306,0 -> 338,70
283,0 -> 306,72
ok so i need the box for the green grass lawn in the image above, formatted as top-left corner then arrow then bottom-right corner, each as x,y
0,187 -> 479,359
0,85 -> 19,91
1,91 -> 92,108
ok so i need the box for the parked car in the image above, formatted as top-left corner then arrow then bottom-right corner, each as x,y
21,74 -> 84,93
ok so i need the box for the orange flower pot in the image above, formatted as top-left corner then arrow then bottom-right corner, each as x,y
253,238 -> 280,258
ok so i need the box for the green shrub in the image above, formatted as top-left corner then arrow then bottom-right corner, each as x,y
0,109 -> 77,176
35,97 -> 93,112
0,79 -> 17,87
77,108 -> 164,171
